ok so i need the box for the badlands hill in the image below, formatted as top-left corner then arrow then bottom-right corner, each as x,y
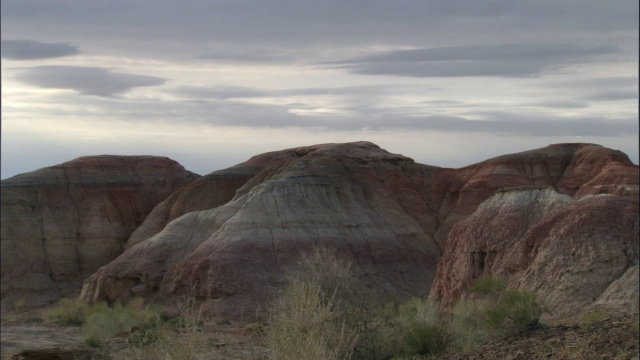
1,142 -> 637,321
1,156 -> 197,309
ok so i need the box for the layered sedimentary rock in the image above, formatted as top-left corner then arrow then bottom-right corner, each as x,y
429,188 -> 639,320
81,142 -> 446,317
430,144 -> 638,319
79,142 -> 638,319
126,165 -> 261,249
0,156 -> 196,309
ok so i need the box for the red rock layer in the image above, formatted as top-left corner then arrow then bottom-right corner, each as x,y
430,188 -> 638,320
0,156 -> 196,309
79,142 -> 638,320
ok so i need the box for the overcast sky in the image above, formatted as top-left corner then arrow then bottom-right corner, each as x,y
2,0 -> 638,179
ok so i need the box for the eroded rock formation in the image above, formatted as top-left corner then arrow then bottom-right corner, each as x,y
77,142 -> 638,320
2,142 -> 636,319
80,142 -> 446,317
0,156 -> 197,309
429,188 -> 638,320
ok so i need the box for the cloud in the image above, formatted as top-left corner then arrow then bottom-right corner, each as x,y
1,39 -> 79,60
14,90 -> 634,138
14,66 -> 167,97
173,86 -> 270,99
196,50 -> 293,64
582,90 -> 638,101
526,100 -> 590,109
343,44 -> 616,63
171,84 -> 438,100
2,1 -> 637,52
300,113 -> 634,136
330,43 -> 619,78
544,76 -> 638,89
457,111 -> 637,137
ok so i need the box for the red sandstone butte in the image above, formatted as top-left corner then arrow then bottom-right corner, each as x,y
0,156 -> 196,309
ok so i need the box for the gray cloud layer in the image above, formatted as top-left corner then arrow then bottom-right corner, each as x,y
22,90 -> 635,137
14,66 -> 166,97
2,0 -> 637,61
582,90 -> 638,101
1,0 -> 637,179
330,44 -> 619,77
1,39 -> 79,60
171,84 -> 431,100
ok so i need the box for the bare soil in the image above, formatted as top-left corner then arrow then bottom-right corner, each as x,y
434,315 -> 639,360
2,310 -> 638,360
1,310 -> 267,360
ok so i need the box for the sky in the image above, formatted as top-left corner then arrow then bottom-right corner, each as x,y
1,1 -> 638,179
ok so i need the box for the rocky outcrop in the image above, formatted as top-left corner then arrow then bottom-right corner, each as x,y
432,143 -> 639,247
80,142 -> 638,320
427,144 -> 638,319
429,188 -> 639,320
0,156 -> 196,310
125,165 -> 260,249
3,141 -> 635,319
80,142 -> 446,317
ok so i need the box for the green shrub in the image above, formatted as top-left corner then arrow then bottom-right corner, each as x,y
81,298 -> 164,342
128,328 -> 161,347
402,322 -> 450,356
471,276 -> 542,334
471,275 -> 507,298
394,298 -> 452,357
47,298 -> 108,326
266,255 -> 544,360
164,317 -> 204,328
112,295 -> 207,359
392,276 -> 543,356
447,298 -> 492,351
84,337 -> 101,348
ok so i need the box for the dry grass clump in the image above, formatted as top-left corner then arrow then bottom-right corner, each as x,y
106,294 -> 208,360
265,247 -> 359,360
266,277 -> 358,360
265,251 -> 545,360
45,295 -> 209,359
46,297 -> 109,326
81,297 -> 164,345
42,254 -> 546,360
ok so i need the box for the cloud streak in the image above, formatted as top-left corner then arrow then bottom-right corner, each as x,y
8,90 -> 635,138
330,43 -> 619,77
581,90 -> 638,101
14,66 -> 167,97
1,40 -> 79,60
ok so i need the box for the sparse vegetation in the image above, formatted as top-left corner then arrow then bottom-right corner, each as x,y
265,247 -> 359,360
471,275 -> 543,335
105,294 -> 209,359
43,295 -> 211,358
6,264 -> 636,360
265,249 -> 545,360
32,253 -> 550,359
81,297 -> 163,344
47,297 -> 108,326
